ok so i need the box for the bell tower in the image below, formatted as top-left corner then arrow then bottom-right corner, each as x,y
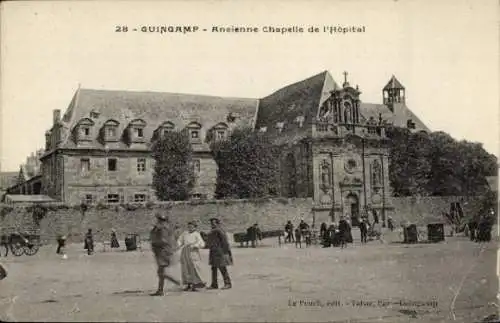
383,75 -> 405,111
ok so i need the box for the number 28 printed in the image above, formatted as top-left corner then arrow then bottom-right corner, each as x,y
115,26 -> 129,32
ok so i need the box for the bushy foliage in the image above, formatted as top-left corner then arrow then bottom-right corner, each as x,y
152,131 -> 195,201
211,128 -> 280,199
386,127 -> 497,197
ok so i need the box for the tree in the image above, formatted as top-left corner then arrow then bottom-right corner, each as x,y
211,127 -> 280,199
152,131 -> 195,201
386,128 -> 497,197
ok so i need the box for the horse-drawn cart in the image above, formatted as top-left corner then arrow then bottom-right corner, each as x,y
1,227 -> 41,257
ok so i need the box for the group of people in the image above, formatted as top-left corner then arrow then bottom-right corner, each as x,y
319,215 -> 354,248
284,219 -> 312,247
465,210 -> 495,243
149,213 -> 233,296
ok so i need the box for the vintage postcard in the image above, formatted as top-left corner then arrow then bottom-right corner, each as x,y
0,0 -> 498,322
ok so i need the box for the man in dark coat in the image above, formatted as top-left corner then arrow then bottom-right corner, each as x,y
246,223 -> 262,248
150,213 -> 181,296
338,216 -> 350,249
284,221 -> 294,243
206,218 -> 232,289
359,218 -> 368,244
84,229 -> 94,255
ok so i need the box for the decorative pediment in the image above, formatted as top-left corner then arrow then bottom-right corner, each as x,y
104,119 -> 119,127
129,118 -> 146,127
77,118 -> 95,126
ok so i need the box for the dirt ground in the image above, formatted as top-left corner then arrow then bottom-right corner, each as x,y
0,229 -> 497,322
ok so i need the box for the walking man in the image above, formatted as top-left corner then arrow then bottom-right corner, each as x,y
206,218 -> 233,290
150,213 -> 181,296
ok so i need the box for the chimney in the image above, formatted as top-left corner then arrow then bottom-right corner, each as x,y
53,109 -> 61,126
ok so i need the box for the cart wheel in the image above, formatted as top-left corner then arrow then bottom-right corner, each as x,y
24,244 -> 39,256
11,242 -> 25,256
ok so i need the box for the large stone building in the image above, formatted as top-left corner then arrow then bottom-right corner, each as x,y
41,71 -> 428,225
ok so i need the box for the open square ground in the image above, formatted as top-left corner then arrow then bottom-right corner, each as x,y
0,231 -> 497,322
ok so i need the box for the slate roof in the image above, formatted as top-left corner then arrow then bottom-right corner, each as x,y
58,89 -> 260,151
53,71 -> 430,151
255,71 -> 339,130
359,103 -> 430,132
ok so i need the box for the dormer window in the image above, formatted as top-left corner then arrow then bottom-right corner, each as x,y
75,118 -> 95,143
156,121 -> 175,140
103,119 -> 120,142
127,119 -> 146,143
212,122 -> 229,142
186,122 -> 202,144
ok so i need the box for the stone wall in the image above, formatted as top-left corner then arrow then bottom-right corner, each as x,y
0,198 -> 314,244
390,196 -> 486,226
0,196 -> 489,245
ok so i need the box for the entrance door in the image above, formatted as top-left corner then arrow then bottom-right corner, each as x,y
346,193 -> 360,227
351,202 -> 359,226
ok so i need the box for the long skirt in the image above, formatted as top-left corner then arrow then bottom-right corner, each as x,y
180,247 -> 205,286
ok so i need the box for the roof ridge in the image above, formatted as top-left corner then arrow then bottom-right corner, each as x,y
78,88 -> 256,101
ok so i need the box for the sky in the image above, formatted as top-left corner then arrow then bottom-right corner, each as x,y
1,0 -> 498,172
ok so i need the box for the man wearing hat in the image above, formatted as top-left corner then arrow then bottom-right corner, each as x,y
206,217 -> 233,289
150,212 -> 181,296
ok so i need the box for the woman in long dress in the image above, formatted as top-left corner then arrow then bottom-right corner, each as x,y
177,221 -> 206,291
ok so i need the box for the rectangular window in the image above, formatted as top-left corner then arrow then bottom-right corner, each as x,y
137,158 -> 146,172
106,127 -> 117,138
162,129 -> 171,137
108,158 -> 117,171
80,158 -> 90,175
135,128 -> 144,138
80,127 -> 90,137
191,130 -> 199,139
84,194 -> 93,204
134,194 -> 147,202
107,194 -> 120,204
